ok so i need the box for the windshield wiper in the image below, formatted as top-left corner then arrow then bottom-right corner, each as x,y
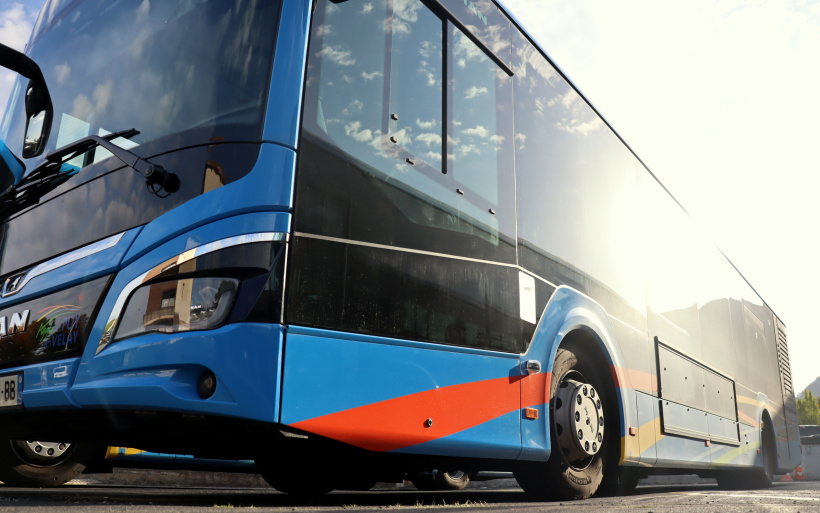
0,128 -> 180,217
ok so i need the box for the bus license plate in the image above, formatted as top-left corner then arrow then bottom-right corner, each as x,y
0,374 -> 21,407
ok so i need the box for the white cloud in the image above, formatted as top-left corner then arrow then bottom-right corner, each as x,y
0,2 -> 37,108
342,99 -> 363,115
515,133 -> 526,150
320,46 -> 356,66
344,121 -> 373,143
463,125 -> 490,138
452,28 -> 484,65
55,62 -> 70,84
464,86 -> 488,99
416,118 -> 436,129
0,3 -> 33,51
362,70 -> 382,81
415,132 -> 441,147
362,3 -> 373,15
457,143 -> 480,157
553,116 -> 603,135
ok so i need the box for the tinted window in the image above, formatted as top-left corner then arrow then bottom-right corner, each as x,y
290,0 -> 527,353
2,0 -> 279,167
512,32 -> 644,324
297,0 -> 514,264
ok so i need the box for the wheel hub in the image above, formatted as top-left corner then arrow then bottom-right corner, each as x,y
18,441 -> 71,463
554,378 -> 604,465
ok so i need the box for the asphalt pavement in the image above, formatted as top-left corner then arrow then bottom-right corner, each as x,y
0,475 -> 815,513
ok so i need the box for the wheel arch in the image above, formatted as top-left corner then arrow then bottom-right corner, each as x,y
524,286 -> 635,463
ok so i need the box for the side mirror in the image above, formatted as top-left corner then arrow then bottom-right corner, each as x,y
0,43 -> 53,159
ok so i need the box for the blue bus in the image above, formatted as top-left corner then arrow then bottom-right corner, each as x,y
0,0 -> 800,499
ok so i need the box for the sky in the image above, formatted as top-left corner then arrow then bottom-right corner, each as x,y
0,0 -> 818,393
501,0 -> 820,395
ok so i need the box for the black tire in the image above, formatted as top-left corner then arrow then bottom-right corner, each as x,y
0,440 -> 104,487
597,466 -> 642,496
716,419 -> 775,490
256,455 -> 336,495
411,470 -> 472,491
515,346 -> 614,500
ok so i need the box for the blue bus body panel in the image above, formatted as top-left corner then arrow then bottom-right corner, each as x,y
122,143 -> 295,267
72,323 -> 283,422
262,0 -> 313,149
392,410 -> 522,460
70,210 -> 292,420
280,327 -> 524,458
13,358 -> 81,409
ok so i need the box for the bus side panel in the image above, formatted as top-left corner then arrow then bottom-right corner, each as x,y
710,422 -> 760,469
280,328 -> 522,458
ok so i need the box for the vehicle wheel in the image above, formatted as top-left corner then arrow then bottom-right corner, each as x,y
716,418 -> 775,490
256,456 -> 336,495
336,474 -> 379,491
515,346 -> 613,500
0,440 -> 104,487
596,466 -> 642,496
411,470 -> 472,491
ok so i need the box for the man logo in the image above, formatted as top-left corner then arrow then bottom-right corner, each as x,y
2,271 -> 27,297
0,310 -> 30,337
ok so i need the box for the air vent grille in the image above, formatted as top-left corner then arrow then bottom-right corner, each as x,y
776,318 -> 799,455
776,322 -> 793,395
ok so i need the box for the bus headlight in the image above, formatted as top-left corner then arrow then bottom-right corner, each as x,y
113,277 -> 239,342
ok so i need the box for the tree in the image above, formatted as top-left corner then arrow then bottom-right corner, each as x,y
797,389 -> 820,426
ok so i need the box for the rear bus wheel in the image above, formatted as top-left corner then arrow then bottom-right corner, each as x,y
716,418 -> 775,490
515,346 -> 613,500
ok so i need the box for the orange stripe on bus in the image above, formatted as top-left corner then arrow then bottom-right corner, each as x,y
610,365 -> 658,393
291,373 -> 550,452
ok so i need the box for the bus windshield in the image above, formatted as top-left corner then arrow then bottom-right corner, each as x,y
1,0 -> 279,170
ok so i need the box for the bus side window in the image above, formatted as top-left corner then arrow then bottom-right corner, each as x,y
298,0 -> 515,264
387,3 -> 443,173
448,24 -> 512,210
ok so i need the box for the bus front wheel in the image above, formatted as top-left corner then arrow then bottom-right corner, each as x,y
515,346 -> 613,500
0,440 -> 103,487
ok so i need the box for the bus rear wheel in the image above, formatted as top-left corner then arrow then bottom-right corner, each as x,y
515,346 -> 612,500
716,418 -> 775,490
0,440 -> 103,487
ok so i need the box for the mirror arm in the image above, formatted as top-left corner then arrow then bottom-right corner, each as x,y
0,43 -> 53,158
